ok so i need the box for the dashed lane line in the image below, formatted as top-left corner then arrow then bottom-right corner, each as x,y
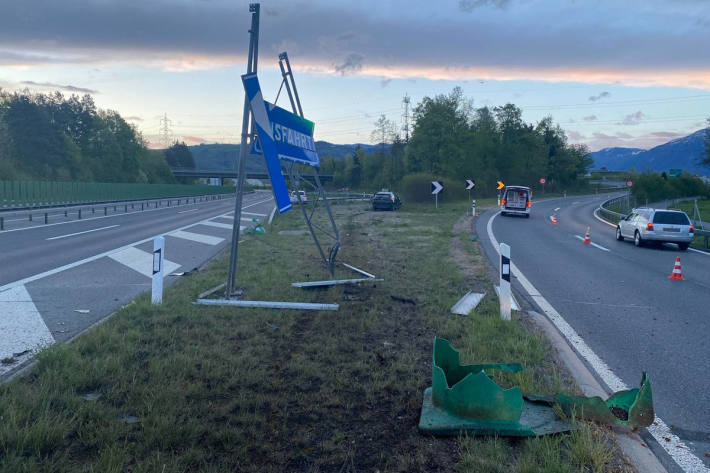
574,235 -> 611,252
45,224 -> 119,241
487,211 -> 709,473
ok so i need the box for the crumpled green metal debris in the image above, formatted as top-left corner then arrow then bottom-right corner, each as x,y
419,337 -> 654,436
245,217 -> 266,234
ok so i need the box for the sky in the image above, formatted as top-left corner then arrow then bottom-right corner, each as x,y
1,0 -> 709,151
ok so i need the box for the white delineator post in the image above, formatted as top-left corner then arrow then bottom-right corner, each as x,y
152,236 -> 165,305
499,242 -> 511,320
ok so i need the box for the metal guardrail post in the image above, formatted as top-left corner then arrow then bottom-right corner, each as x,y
29,213 -> 32,222
44,213 -> 48,224
0,216 -> 3,230
78,209 -> 82,219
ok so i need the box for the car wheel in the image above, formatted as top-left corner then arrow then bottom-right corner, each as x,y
678,243 -> 689,251
634,231 -> 643,247
616,227 -> 624,241
501,212 -> 507,216
525,214 -> 530,218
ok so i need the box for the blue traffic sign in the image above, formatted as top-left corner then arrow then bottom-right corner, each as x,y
242,73 -> 292,214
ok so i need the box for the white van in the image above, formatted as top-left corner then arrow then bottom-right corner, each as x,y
500,186 -> 531,218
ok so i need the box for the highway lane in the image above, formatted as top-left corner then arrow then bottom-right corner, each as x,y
1,191 -> 275,378
1,192 -> 268,286
477,194 -> 710,472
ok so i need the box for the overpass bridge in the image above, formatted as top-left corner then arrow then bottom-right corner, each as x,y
170,168 -> 333,183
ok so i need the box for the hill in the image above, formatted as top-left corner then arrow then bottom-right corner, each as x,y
189,142 -> 386,173
591,129 -> 709,175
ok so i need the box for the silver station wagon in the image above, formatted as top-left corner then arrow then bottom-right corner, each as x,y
616,208 -> 694,250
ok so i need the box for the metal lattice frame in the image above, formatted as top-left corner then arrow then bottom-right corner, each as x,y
276,52 -> 340,275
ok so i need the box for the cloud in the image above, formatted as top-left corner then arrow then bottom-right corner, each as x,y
649,131 -> 683,138
334,53 -> 364,75
183,136 -> 207,145
566,130 -> 584,141
459,0 -> 512,12
588,91 -> 610,102
583,115 -> 597,121
125,116 -> 143,122
1,1 -> 710,89
620,110 -> 645,125
20,81 -> 98,94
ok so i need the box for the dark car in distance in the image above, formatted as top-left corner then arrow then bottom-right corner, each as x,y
372,191 -> 402,211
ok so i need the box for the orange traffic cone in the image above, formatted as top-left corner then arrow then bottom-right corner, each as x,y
583,227 -> 591,244
551,215 -> 557,225
669,256 -> 684,281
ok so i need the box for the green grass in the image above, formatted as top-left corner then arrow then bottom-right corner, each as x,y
0,201 -> 632,472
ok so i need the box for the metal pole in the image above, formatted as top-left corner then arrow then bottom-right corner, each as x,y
226,3 -> 259,298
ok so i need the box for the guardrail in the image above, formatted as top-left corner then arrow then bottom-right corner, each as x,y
0,180 -> 236,210
0,193 -> 236,232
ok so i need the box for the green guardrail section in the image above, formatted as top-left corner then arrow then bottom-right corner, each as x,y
0,180 -> 235,209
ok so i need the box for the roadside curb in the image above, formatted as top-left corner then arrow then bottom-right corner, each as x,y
527,310 -> 669,473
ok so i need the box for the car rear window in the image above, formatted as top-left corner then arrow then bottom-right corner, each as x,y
653,211 -> 690,225
374,193 -> 392,200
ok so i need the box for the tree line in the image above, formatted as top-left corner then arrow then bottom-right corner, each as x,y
0,89 -> 183,184
319,87 -> 593,198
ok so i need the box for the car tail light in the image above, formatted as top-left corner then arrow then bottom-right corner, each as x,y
501,199 -> 506,206
646,222 -> 654,231
526,200 -> 531,208
689,225 -> 694,233
391,196 -> 395,202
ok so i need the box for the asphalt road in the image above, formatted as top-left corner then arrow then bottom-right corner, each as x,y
476,193 -> 710,473
1,191 -> 276,378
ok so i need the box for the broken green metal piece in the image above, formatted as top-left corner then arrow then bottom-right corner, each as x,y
245,218 -> 266,234
420,337 -> 576,436
419,337 -> 655,436
555,372 -> 654,428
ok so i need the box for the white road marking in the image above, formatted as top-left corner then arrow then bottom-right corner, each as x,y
45,224 -> 119,241
486,211 -> 709,473
199,221 -> 237,230
0,196 -> 236,234
0,196 -> 274,294
177,208 -> 199,214
574,235 -> 610,252
108,247 -> 181,278
0,285 -> 55,376
593,208 -> 618,228
242,211 -> 267,217
215,216 -> 257,222
688,247 -> 710,256
168,230 -> 224,246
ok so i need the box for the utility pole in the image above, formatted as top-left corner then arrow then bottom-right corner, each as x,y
402,94 -> 410,143
159,113 -> 172,148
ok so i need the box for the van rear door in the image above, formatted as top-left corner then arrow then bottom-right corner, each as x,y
505,189 -> 528,209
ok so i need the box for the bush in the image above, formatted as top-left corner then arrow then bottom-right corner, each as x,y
400,172 -> 469,203
632,172 -> 710,203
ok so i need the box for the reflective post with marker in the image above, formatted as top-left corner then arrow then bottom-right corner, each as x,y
499,242 -> 511,321
152,236 -> 165,305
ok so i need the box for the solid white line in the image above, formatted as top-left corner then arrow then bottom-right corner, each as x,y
268,206 -> 277,225
0,196 -> 274,294
45,224 -> 119,241
168,230 -> 224,246
242,211 -> 267,217
177,208 -> 199,214
486,211 -> 708,473
688,247 -> 710,256
593,207 -> 618,228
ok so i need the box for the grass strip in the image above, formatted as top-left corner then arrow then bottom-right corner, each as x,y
1,201 -> 634,472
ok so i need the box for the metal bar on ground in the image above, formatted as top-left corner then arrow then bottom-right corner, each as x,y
450,291 -> 486,315
194,299 -> 339,311
292,278 -> 383,288
341,262 -> 375,279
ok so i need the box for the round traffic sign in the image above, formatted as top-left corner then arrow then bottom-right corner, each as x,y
539,178 -> 546,185
626,180 -> 633,188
